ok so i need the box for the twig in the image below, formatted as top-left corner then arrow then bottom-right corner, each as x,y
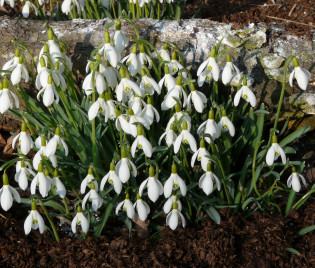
288,4 -> 296,17
265,15 -> 315,28
0,213 -> 8,219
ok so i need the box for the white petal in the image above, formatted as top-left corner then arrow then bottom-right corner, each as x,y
164,177 -> 174,198
24,213 -> 33,235
266,146 -> 275,166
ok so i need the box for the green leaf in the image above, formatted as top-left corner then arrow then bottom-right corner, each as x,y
44,200 -> 66,215
298,225 -> 315,236
285,189 -> 296,216
205,206 -> 221,224
279,126 -> 310,147
286,248 -> 300,256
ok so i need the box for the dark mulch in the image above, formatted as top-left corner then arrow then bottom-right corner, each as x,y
0,201 -> 314,267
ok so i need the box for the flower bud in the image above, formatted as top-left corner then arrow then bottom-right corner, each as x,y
53,169 -> 58,177
2,173 -> 9,185
31,199 -> 37,210
88,167 -> 93,175
210,47 -> 216,58
38,162 -> 43,173
226,53 -> 232,63
182,120 -> 188,130
171,163 -> 177,174
14,48 -> 20,57
3,77 -> 8,88
164,65 -> 170,74
149,165 -> 155,177
272,134 -> 278,144
176,75 -> 182,86
104,30 -> 110,44
47,28 -> 54,41
171,51 -> 176,60
115,19 -> 121,30
208,109 -> 214,120
172,202 -> 178,210
292,57 -> 300,68
119,68 -> 126,79
110,161 -> 115,171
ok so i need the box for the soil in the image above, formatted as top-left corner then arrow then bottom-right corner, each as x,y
0,201 -> 314,267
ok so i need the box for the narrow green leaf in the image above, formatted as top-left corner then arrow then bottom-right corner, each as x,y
286,248 -> 300,256
205,206 -> 221,224
298,225 -> 315,236
285,189 -> 296,216
279,126 -> 310,147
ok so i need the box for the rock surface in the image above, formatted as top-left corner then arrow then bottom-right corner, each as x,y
0,17 -> 314,130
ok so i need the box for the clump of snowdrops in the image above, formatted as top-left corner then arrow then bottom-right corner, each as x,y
0,19 -> 313,241
0,0 -> 185,20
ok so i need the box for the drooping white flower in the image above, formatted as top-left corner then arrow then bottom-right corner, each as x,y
140,97 -> 160,125
116,193 -> 135,219
197,109 -> 221,143
80,167 -> 98,194
174,120 -> 197,154
137,44 -> 152,71
10,56 -> 29,85
52,62 -> 67,91
128,94 -> 146,115
164,194 -> 182,214
88,94 -> 107,120
166,202 -> 186,230
191,139 -> 211,171
266,134 -> 286,166
197,48 -> 219,86
159,65 -> 176,92
140,69 -> 161,95
137,0 -> 150,7
287,167 -> 307,193
1,48 -> 20,75
115,109 -> 132,135
289,57 -> 311,91
134,193 -> 150,221
61,0 -> 84,17
0,173 -> 21,211
32,136 -> 57,170
82,184 -> 102,212
187,84 -> 207,113
221,53 -> 241,86
30,163 -> 51,198
199,162 -> 221,195
139,166 -> 163,203
51,170 -> 66,198
110,20 -> 129,55
35,56 -> 51,90
22,1 -> 38,18
12,122 -> 34,155
104,92 -> 117,122
218,110 -> 235,137
234,77 -> 256,107
45,126 -> 69,157
82,63 -> 106,96
115,148 -> 137,183
115,68 -> 142,103
128,108 -> 150,136
71,206 -> 89,234
164,163 -> 187,198
15,160 -> 35,191
168,51 -> 188,79
158,123 -> 177,147
161,75 -> 188,110
121,45 -> 140,76
100,162 -> 122,194
0,77 -> 20,114
103,64 -> 120,89
24,200 -> 45,235
166,104 -> 191,131
37,74 -> 60,107
131,126 -> 153,158
153,43 -> 171,62
100,30 -> 119,68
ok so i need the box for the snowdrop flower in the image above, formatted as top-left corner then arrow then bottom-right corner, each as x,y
191,139 -> 211,171
287,167 -> 307,193
174,120 -> 197,154
197,47 -> 219,86
12,122 -> 34,155
234,76 -> 256,107
80,167 -> 98,194
88,93 -> 107,120
164,163 -> 187,198
153,43 -> 170,62
83,61 -> 107,96
166,202 -> 186,230
128,108 -> 150,136
161,75 -> 188,110
0,77 -> 19,114
35,57 -> 51,90
221,53 -> 240,86
22,1 -> 38,18
128,94 -> 146,115
51,170 -> 66,198
37,74 -> 60,107
100,162 -> 122,194
110,20 -> 129,55
137,44 -> 152,71
103,64 -> 120,89
33,136 -> 57,170
218,109 -> 235,137
158,123 -> 177,147
115,109 -> 132,135
115,147 -> 137,183
197,109 -> 221,143
266,134 -> 286,166
199,162 -> 221,195
137,0 -> 150,7
45,126 -> 69,157
187,84 -> 207,113
24,200 -> 45,235
15,160 -> 35,190
104,92 -> 117,122
134,193 -> 150,221
166,104 -> 191,131
139,166 -> 163,203
164,194 -> 182,214
140,97 -> 160,125
61,0 -> 82,18
100,30 -> 119,68
1,48 -> 20,75
289,57 -> 311,91
82,183 -> 102,212
116,193 -> 135,219
116,68 -> 142,103
0,173 -> 20,211
140,69 -> 161,95
52,62 -> 67,91
10,56 -> 29,85
121,45 -> 140,76
159,65 -> 176,92
1,0 -> 14,8
168,51 -> 188,79
31,163 -> 51,198
71,206 -> 89,234
131,126 -> 153,158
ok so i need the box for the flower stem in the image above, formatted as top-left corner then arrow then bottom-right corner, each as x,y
157,2 -> 160,20
37,197 -> 60,242
110,0 -> 117,19
62,197 -> 70,218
